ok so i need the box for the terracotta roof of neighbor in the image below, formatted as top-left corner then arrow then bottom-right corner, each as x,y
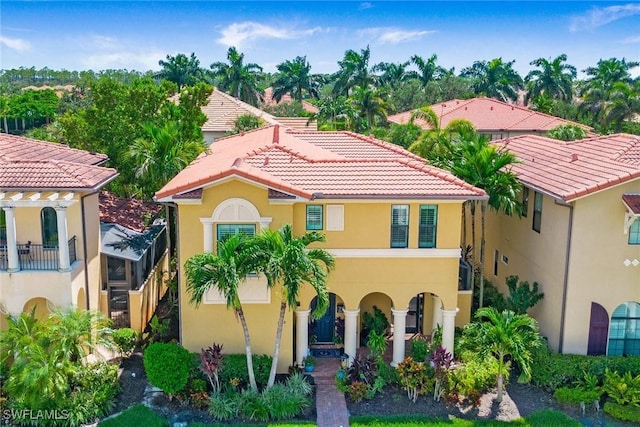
156,125 -> 487,201
493,134 -> 640,202
99,191 -> 163,232
0,134 -> 117,191
0,133 -> 108,165
263,88 -> 320,114
388,97 -> 594,135
201,88 -> 280,132
622,194 -> 640,214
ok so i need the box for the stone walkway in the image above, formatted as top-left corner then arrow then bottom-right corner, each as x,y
311,358 -> 350,427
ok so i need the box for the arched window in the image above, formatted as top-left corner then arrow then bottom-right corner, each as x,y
608,302 -> 640,356
41,207 -> 58,248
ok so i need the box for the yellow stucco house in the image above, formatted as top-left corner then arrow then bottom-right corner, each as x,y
156,125 -> 486,371
0,134 -> 169,333
482,133 -> 640,356
0,134 -> 118,327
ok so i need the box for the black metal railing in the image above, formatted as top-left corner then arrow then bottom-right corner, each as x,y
0,236 -> 77,271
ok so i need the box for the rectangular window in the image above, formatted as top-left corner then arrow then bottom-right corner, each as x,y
532,192 -> 543,233
390,205 -> 409,248
630,218 -> 640,245
493,249 -> 499,276
521,187 -> 529,218
216,224 -> 256,242
418,205 -> 438,248
326,205 -> 344,231
306,205 -> 323,230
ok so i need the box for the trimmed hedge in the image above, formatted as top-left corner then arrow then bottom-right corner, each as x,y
604,401 -> 640,423
531,345 -> 640,390
218,353 -> 272,390
143,342 -> 193,398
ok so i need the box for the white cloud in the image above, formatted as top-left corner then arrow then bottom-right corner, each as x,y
82,51 -> 163,71
621,35 -> 640,44
89,35 -> 121,50
217,22 -> 323,48
0,36 -> 31,52
358,27 -> 435,44
570,4 -> 640,32
359,2 -> 373,10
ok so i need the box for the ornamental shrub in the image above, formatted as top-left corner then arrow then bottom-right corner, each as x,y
553,387 -> 601,405
218,353 -> 272,390
604,401 -> 640,423
143,342 -> 192,399
396,356 -> 434,402
603,369 -> 640,407
112,327 -> 139,357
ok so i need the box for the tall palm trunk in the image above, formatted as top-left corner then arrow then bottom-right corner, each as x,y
479,201 -> 487,308
236,307 -> 258,392
267,300 -> 287,388
496,352 -> 505,403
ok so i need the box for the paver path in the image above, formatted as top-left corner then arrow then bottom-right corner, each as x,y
311,358 -> 350,427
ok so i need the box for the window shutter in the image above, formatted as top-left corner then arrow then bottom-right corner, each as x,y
419,205 -> 437,248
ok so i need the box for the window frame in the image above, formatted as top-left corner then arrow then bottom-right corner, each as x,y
532,192 -> 543,233
629,218 -> 640,245
418,205 -> 438,248
521,187 -> 529,218
390,205 -> 409,248
216,224 -> 256,243
306,205 -> 324,231
41,207 -> 58,248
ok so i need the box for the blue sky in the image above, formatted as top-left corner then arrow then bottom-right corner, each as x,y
1,1 -> 639,78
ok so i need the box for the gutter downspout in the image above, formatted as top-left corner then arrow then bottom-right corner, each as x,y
556,200 -> 574,353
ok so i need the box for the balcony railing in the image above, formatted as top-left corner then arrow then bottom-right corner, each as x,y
0,236 -> 77,271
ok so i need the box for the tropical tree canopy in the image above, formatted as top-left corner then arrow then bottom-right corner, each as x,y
333,45 -> 375,96
524,54 -> 576,104
210,47 -> 264,106
461,58 -> 524,102
271,56 -> 322,102
157,52 -> 207,91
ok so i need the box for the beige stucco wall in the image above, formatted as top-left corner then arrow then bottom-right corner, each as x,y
129,251 -> 170,332
176,179 -> 468,372
0,192 -> 103,320
482,180 -> 640,354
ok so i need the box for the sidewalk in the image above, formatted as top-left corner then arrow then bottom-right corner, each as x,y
311,358 -> 350,427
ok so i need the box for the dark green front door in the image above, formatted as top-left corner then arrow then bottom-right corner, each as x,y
312,294 -> 335,343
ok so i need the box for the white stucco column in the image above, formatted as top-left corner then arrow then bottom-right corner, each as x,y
441,308 -> 458,358
3,207 -> 19,272
295,309 -> 311,367
55,207 -> 70,271
200,218 -> 214,252
431,295 -> 443,332
391,307 -> 409,367
343,308 -> 360,366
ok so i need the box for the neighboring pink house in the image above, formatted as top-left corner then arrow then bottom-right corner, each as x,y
388,97 -> 594,140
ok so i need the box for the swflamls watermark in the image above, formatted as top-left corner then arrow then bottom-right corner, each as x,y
2,409 -> 71,422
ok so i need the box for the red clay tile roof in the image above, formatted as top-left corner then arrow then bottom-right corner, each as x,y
388,97 -> 593,135
622,194 -> 640,214
493,134 -> 640,202
0,133 -> 108,165
155,125 -> 487,201
201,88 -> 280,132
0,134 -> 117,191
99,191 -> 163,232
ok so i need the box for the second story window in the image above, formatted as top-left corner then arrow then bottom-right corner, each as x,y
41,207 -> 58,248
306,205 -> 323,230
521,187 -> 529,217
532,192 -> 543,233
390,205 -> 409,248
629,219 -> 640,245
418,205 -> 438,248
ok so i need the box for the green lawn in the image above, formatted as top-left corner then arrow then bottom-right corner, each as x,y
99,406 -> 579,427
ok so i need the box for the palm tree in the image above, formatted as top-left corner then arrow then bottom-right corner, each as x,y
409,54 -> 446,91
183,234 -> 260,392
349,85 -> 392,132
332,46 -> 375,96
315,95 -> 356,131
372,60 -> 412,91
210,47 -> 264,106
157,53 -> 206,91
447,135 -> 521,308
271,56 -> 322,103
603,80 -> 640,132
460,307 -> 541,402
129,121 -> 205,198
461,58 -> 524,102
524,54 -> 576,105
251,224 -> 334,389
